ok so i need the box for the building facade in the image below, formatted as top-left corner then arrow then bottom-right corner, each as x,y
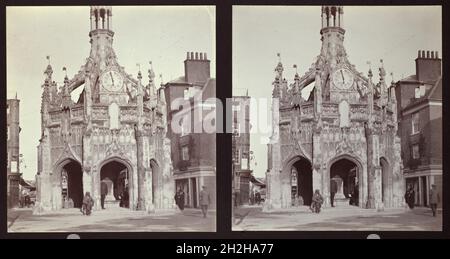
35,6 -> 173,213
164,52 -> 216,209
232,95 -> 253,206
7,97 -> 21,208
395,50 -> 442,207
265,6 -> 404,210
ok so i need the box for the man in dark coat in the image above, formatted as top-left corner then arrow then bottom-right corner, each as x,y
429,184 -> 440,217
330,179 -> 338,207
174,188 -> 185,211
404,184 -> 415,209
101,181 -> 108,209
199,186 -> 211,218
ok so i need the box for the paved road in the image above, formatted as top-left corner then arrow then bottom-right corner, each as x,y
8,207 -> 215,232
233,205 -> 442,231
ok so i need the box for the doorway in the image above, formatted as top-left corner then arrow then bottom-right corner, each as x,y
330,158 -> 358,206
292,158 -> 313,206
61,160 -> 83,208
100,161 -> 128,206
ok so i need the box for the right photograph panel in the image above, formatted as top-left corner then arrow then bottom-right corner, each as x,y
232,5 -> 442,231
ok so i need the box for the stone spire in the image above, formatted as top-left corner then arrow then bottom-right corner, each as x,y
273,53 -> 287,100
42,56 -> 52,105
147,61 -> 156,96
274,53 -> 284,82
41,56 -> 53,136
158,73 -> 166,104
61,67 -> 72,109
291,64 -> 302,108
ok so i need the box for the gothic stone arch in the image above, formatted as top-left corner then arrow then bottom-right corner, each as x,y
327,154 -> 364,208
97,156 -> 134,210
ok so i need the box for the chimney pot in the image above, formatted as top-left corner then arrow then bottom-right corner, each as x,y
195,52 -> 199,60
200,53 -> 203,60
422,50 -> 425,58
186,52 -> 189,60
427,51 -> 430,58
204,53 -> 208,60
190,52 -> 194,60
436,51 -> 439,59
418,50 -> 421,58
431,51 -> 435,59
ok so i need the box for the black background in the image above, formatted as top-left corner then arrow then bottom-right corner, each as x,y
1,0 -> 449,244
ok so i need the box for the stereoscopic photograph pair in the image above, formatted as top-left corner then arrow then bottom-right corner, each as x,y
5,5 -> 442,234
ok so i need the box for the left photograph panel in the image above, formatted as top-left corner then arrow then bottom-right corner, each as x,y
6,5 -> 216,232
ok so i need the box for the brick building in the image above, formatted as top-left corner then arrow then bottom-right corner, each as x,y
395,50 -> 442,207
232,95 -> 253,206
164,52 -> 216,209
7,96 -> 21,208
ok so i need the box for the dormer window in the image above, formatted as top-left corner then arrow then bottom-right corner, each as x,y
414,84 -> 426,99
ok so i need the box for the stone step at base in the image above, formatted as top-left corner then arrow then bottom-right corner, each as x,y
334,198 -> 351,207
104,200 -> 120,209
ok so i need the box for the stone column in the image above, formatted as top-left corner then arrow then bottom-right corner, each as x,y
188,177 -> 193,207
418,176 -> 423,205
135,129 -> 145,210
374,165 -> 384,211
312,129 -> 323,201
263,170 -> 281,211
92,166 -> 101,210
322,163 -> 330,207
145,166 -> 155,213
312,164 -> 323,199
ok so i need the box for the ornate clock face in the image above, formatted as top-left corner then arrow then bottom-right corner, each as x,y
332,68 -> 354,90
101,70 -> 123,92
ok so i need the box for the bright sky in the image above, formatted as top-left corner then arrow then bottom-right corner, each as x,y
7,6 -> 216,180
233,6 -> 441,178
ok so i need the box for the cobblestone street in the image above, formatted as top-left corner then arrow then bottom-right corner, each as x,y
233,205 -> 442,231
8,207 -> 215,232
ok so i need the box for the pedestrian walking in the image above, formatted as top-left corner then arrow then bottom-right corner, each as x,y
310,189 -> 324,213
404,184 -> 415,209
429,184 -> 440,217
81,192 -> 94,216
199,186 -> 211,218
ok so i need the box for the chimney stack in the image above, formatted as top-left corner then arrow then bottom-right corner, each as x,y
415,49 -> 441,82
184,51 -> 211,84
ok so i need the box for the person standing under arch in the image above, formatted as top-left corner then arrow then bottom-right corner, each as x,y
101,181 -> 108,209
330,178 -> 338,207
